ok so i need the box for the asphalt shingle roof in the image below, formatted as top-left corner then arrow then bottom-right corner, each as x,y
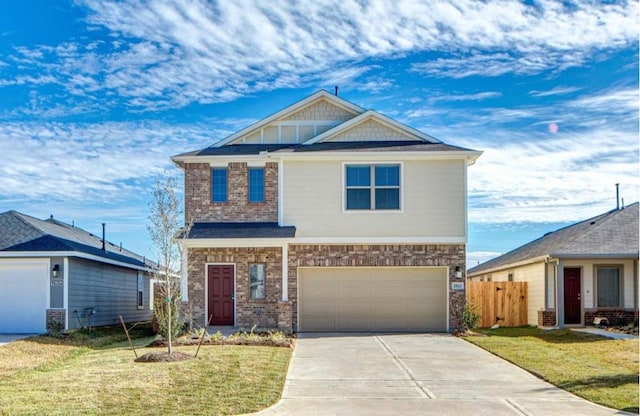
0,210 -> 154,269
173,141 -> 473,158
186,222 -> 296,239
468,202 -> 639,275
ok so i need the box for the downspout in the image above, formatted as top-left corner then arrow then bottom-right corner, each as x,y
545,257 -> 559,328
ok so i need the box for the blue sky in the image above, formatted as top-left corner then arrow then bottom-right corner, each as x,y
0,1 -> 638,267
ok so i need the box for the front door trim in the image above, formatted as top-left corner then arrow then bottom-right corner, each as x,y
563,267 -> 583,326
205,263 -> 236,326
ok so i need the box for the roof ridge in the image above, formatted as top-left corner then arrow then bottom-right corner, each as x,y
11,211 -> 47,237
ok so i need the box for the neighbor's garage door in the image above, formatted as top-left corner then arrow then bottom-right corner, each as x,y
0,260 -> 49,333
299,267 -> 447,332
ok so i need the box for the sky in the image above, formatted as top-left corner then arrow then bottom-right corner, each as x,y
0,0 -> 638,267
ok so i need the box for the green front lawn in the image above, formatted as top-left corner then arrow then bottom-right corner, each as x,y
0,327 -> 291,415
465,327 -> 639,413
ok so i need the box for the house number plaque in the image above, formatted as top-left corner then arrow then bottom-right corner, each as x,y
451,282 -> 464,291
51,278 -> 63,286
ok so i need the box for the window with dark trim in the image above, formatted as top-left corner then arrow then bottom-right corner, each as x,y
596,266 -> 622,308
249,264 -> 266,299
248,167 -> 265,203
345,164 -> 400,210
211,168 -> 228,203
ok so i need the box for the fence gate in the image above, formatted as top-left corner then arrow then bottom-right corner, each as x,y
466,281 -> 528,327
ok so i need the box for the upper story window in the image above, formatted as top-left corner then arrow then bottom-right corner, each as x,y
249,167 -> 265,203
345,164 -> 400,210
211,168 -> 227,203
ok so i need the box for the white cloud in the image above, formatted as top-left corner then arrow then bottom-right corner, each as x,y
0,121 -> 216,203
529,86 -> 581,97
429,91 -> 502,103
1,0 -> 636,112
461,127 -> 639,224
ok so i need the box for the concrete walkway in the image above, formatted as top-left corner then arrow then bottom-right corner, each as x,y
0,334 -> 34,346
253,333 -> 631,416
571,326 -> 638,340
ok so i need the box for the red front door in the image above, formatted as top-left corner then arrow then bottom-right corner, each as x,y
564,268 -> 581,325
208,265 -> 234,326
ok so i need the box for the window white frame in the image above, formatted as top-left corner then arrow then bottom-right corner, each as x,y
342,161 -> 403,213
137,272 -> 144,310
595,265 -> 623,308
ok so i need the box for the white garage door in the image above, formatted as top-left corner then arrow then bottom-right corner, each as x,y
299,267 -> 447,332
0,260 -> 49,334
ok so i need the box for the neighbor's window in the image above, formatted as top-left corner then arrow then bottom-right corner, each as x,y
508,272 -> 514,282
597,266 -> 622,308
249,264 -> 266,299
248,167 -> 265,203
137,272 -> 144,309
345,164 -> 400,210
211,168 -> 228,203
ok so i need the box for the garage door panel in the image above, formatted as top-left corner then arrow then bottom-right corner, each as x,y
0,261 -> 49,334
299,267 -> 447,332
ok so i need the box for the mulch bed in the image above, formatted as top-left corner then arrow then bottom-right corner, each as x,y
148,336 -> 295,349
135,351 -> 194,363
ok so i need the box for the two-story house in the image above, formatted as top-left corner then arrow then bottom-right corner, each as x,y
171,90 -> 481,333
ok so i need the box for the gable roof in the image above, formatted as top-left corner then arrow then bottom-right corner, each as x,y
214,90 -> 364,147
302,110 -> 441,144
0,210 -> 155,270
468,202 -> 639,275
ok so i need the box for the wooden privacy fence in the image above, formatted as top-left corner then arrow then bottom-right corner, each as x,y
467,281 -> 528,327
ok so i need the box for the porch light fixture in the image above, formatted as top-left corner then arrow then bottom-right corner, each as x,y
454,266 -> 463,279
52,264 -> 60,277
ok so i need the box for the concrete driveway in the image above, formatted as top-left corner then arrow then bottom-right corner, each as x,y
0,334 -> 33,346
255,333 -> 630,416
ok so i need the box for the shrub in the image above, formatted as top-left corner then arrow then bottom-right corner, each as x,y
461,302 -> 481,330
154,298 -> 184,340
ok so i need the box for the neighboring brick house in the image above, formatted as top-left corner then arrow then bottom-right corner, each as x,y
0,211 -> 156,334
172,90 -> 482,333
468,203 -> 639,327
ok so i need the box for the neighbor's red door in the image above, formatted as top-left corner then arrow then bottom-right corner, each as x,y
564,268 -> 581,325
208,265 -> 234,325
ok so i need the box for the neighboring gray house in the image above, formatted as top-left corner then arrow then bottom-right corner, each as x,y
468,203 -> 639,327
0,211 -> 156,334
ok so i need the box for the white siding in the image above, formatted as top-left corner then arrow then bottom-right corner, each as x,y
563,258 -> 636,310
546,263 -> 556,309
282,159 -> 466,238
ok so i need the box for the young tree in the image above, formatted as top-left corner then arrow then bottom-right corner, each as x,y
147,175 -> 185,354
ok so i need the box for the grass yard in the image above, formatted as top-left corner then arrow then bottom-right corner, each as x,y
465,327 -> 639,413
0,327 -> 291,415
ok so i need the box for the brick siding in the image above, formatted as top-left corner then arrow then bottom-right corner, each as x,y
584,310 -> 636,326
537,309 -> 556,327
288,244 -> 467,332
188,247 -> 283,330
46,309 -> 66,332
187,244 -> 467,333
184,162 -> 278,223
